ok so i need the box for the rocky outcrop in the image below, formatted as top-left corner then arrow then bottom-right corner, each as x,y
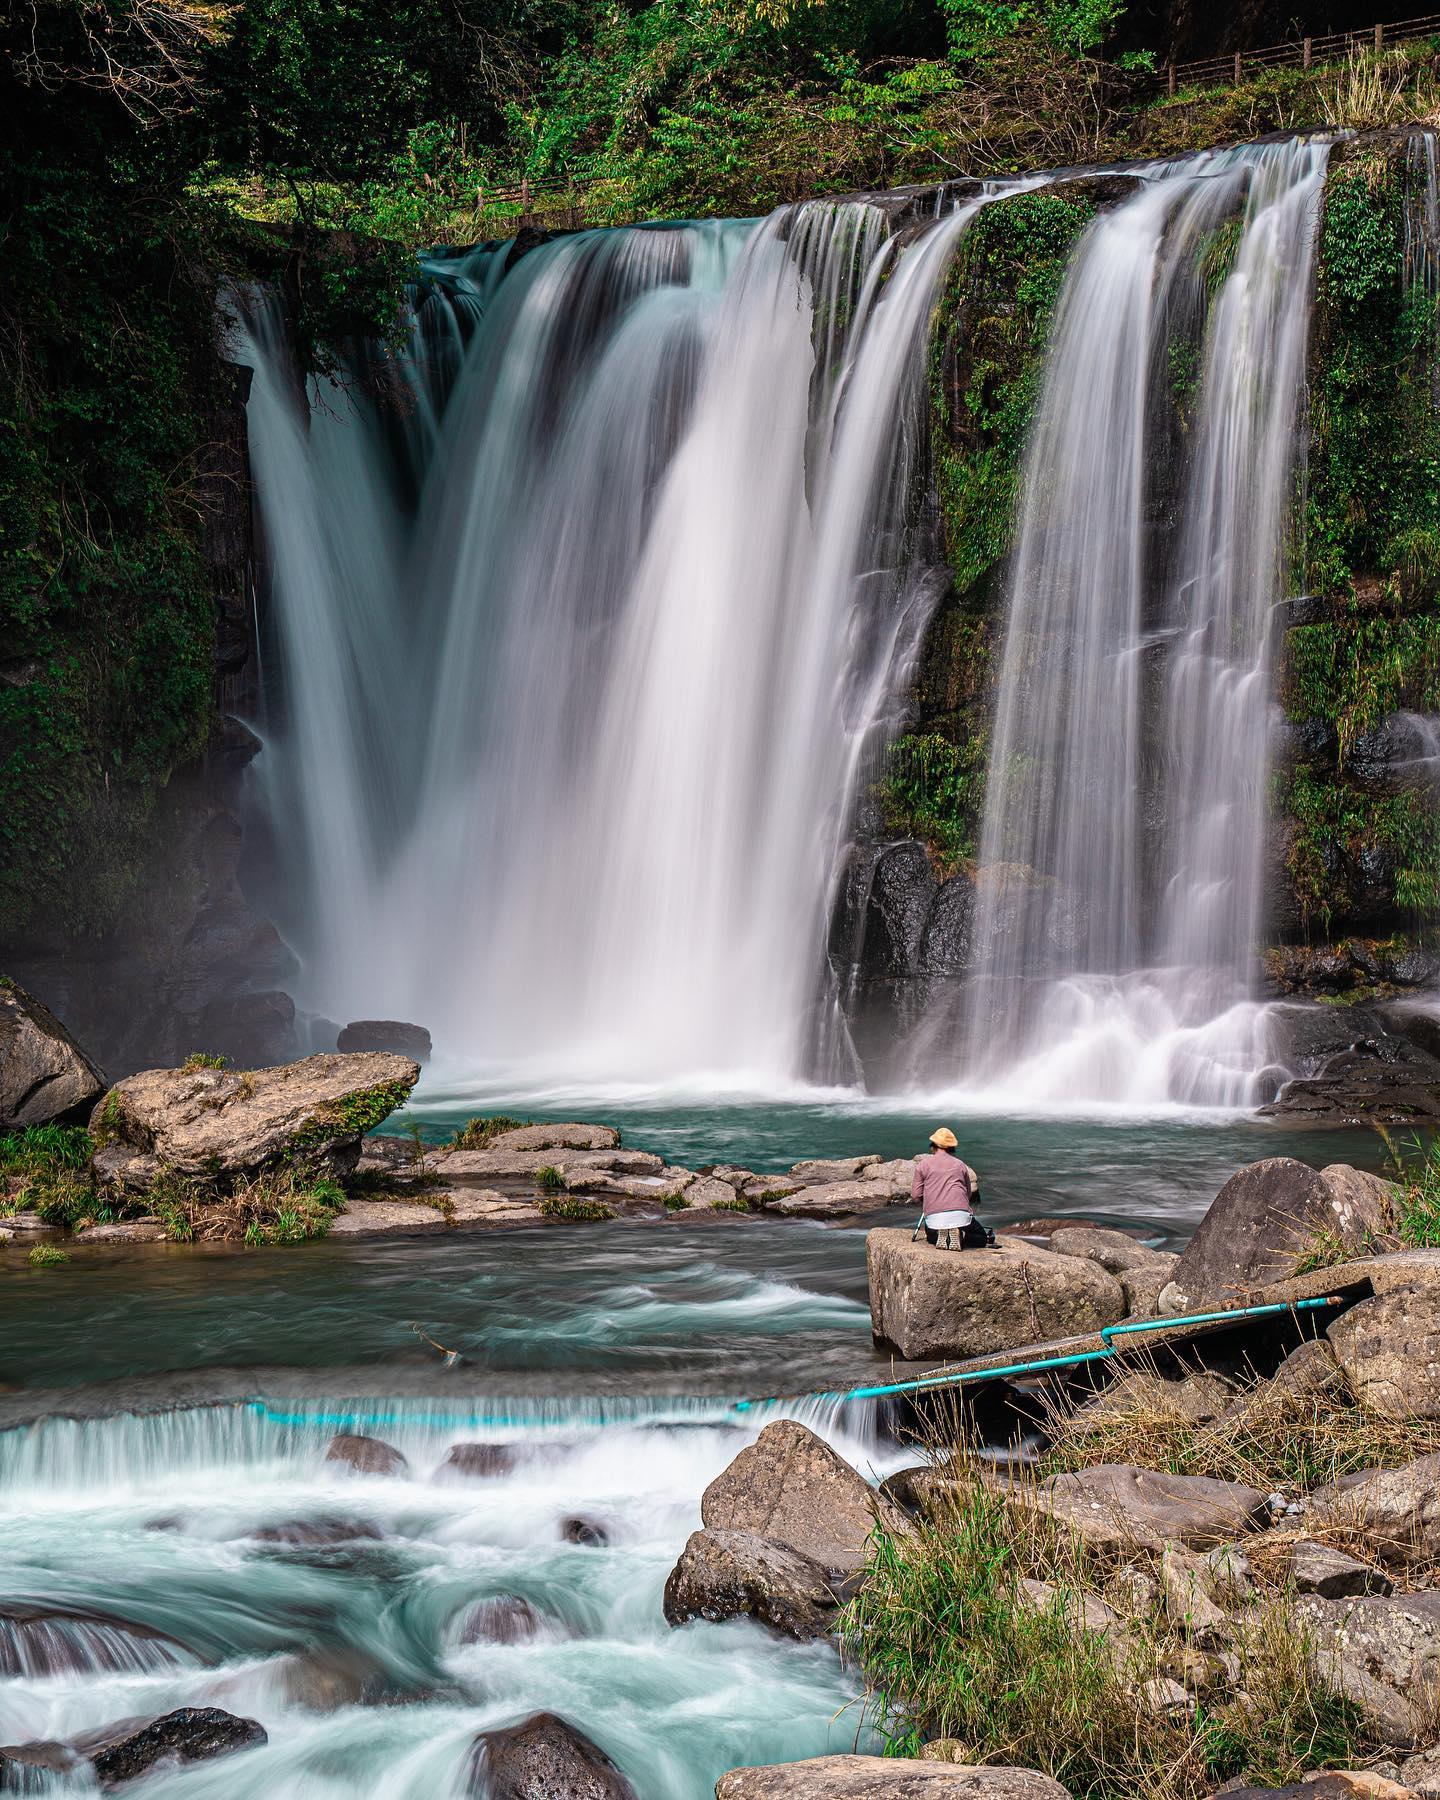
0,977 -> 105,1129
1,1707 -> 266,1789
698,1421 -> 902,1575
1006,1465 -> 1268,1553
324,1433 -> 409,1477
662,1529 -> 844,1640
1306,1452 -> 1440,1566
1164,1159 -> 1395,1308
1295,1591 -> 1440,1750
337,1019 -> 432,1061
715,1757 -> 1072,1798
1260,1004 -> 1440,1124
91,1051 -> 419,1190
466,1712 -> 636,1800
1289,1539 -> 1393,1599
1327,1286 -> 1440,1418
867,1231 -> 1126,1360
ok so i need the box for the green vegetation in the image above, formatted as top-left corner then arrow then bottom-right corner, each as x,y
28,1244 -> 70,1267
876,732 -> 985,869
147,1164 -> 347,1244
182,1051 -> 231,1071
843,1476 -> 1369,1798
1378,1126 -> 1440,1248
450,1115 -> 531,1148
537,1192 -> 615,1220
535,1165 -> 567,1192
0,1125 -> 106,1225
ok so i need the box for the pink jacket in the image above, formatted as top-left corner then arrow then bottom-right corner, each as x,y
911,1150 -> 976,1222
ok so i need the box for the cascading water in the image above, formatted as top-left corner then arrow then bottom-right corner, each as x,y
903,139 -> 1331,1109
239,191 -> 1001,1096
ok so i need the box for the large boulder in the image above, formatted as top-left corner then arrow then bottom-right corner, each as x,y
1328,1286 -> 1440,1418
337,1019 -> 432,1062
324,1433 -> 409,1477
1305,1452 -> 1440,1566
1295,1592 -> 1440,1750
663,1529 -> 843,1640
867,1232 -> 1126,1361
0,977 -> 105,1129
90,1052 -> 420,1191
466,1712 -> 636,1799
1007,1465 -> 1268,1553
698,1421 -> 901,1576
715,1758 -> 1071,1798
1165,1159 -> 1396,1308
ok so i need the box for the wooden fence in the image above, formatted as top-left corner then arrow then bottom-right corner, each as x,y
1154,11 -> 1440,97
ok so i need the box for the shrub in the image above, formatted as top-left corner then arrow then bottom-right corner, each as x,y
27,1244 -> 69,1267
662,1193 -> 691,1211
450,1114 -> 530,1149
1378,1126 -> 1440,1248
537,1194 -> 615,1221
182,1051 -> 229,1070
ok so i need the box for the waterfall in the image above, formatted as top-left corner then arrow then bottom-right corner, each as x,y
237,194 -> 999,1093
914,139 -> 1330,1109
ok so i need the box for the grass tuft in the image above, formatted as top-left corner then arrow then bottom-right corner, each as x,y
27,1244 -> 69,1267
535,1165 -> 566,1193
450,1114 -> 531,1149
182,1051 -> 229,1071
537,1194 -> 615,1222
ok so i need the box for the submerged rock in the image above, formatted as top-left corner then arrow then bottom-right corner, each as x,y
867,1230 -> 1126,1361
715,1756 -> 1072,1797
699,1420 -> 902,1576
91,1051 -> 420,1191
337,1019 -> 432,1061
458,1595 -> 547,1646
324,1433 -> 409,1477
437,1441 -> 518,1480
0,1605 -> 186,1678
0,976 -> 106,1130
663,1528 -> 843,1640
250,1515 -> 382,1547
561,1515 -> 608,1547
467,1712 -> 637,1800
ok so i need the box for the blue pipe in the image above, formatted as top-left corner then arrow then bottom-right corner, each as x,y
734,1294 -> 1343,1410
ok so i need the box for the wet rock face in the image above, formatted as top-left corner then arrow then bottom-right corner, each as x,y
662,1529 -> 844,1641
459,1595 -> 546,1646
867,1231 -> 1126,1361
863,843 -> 938,976
467,1712 -> 638,1800
0,977 -> 106,1129
90,1051 -> 420,1190
437,1442 -> 518,1480
86,1707 -> 267,1786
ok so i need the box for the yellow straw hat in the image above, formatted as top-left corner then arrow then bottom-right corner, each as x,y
929,1127 -> 958,1149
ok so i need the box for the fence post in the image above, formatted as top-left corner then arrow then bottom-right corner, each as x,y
1375,20 -> 1383,51
1233,50 -> 1242,83
1302,35 -> 1312,69
1167,60 -> 1176,96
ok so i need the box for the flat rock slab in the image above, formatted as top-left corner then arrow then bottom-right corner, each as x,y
0,977 -> 105,1130
92,1053 -> 420,1190
700,1420 -> 901,1575
868,1230 -> 1126,1361
438,1147 -> 662,1181
488,1123 -> 621,1152
1010,1464 -> 1268,1553
328,1193 -> 541,1236
715,1757 -> 1072,1798
765,1180 -> 910,1220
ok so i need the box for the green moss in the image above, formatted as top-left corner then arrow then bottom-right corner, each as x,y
1282,615 -> 1440,760
285,1077 -> 415,1163
1282,767 -> 1440,931
1305,149 -> 1440,610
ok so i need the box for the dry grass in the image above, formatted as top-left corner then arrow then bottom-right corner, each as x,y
148,1165 -> 346,1245
1321,45 -> 1440,131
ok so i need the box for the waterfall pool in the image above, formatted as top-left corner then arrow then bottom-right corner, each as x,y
0,1104 -> 1394,1796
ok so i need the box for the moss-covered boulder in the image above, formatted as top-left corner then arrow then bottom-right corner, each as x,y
90,1052 -> 419,1191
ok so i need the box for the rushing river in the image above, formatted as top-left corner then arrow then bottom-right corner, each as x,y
0,1102 -> 1395,1795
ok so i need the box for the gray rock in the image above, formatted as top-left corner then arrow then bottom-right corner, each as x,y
744,1175 -> 804,1202
1160,1545 -> 1228,1644
789,1155 -> 883,1184
436,1442 -> 517,1480
1290,1539 -> 1393,1599
1121,1259 -> 1178,1316
700,1421 -> 902,1577
918,874 -> 977,976
467,1712 -> 636,1799
1078,1367 -> 1233,1428
1016,1577 -> 1127,1643
458,1595 -> 546,1646
487,1123 -> 621,1152
682,1176 -> 745,1211
324,1433 -> 408,1477
1165,1159 -> 1395,1308
337,1019 -> 431,1061
1305,1452 -> 1440,1566
864,842 -> 938,976
662,1529 -> 843,1640
867,1231 -> 1126,1361
1328,1285 -> 1440,1418
91,1052 -> 420,1191
440,1147 -> 660,1180
1047,1226 -> 1164,1275
1296,1591 -> 1440,1749
715,1758 -> 1072,1798
0,977 -> 105,1129
1400,1746 -> 1440,1798
764,1179 -> 908,1220
1009,1465 -> 1268,1553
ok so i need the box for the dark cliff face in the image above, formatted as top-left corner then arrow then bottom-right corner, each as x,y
1114,0 -> 1411,67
